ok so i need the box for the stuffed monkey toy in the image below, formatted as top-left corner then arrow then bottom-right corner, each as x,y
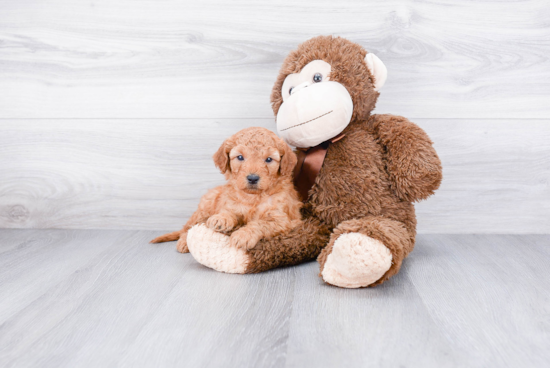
187,36 -> 442,288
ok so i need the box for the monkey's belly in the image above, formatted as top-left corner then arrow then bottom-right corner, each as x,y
311,170 -> 407,228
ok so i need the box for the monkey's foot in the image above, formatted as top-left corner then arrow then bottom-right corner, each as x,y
187,224 -> 250,274
320,232 -> 392,288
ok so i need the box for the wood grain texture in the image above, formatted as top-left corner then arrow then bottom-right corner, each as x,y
417,119 -> 550,233
0,229 -> 128,323
1,0 -> 549,119
0,119 -> 548,233
407,234 -> 550,368
0,230 -> 549,367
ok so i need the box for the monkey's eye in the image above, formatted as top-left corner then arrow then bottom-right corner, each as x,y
313,73 -> 322,83
265,157 -> 273,163
289,87 -> 294,95
237,155 -> 244,161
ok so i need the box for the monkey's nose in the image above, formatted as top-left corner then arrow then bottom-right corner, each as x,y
247,174 -> 260,185
290,81 -> 310,96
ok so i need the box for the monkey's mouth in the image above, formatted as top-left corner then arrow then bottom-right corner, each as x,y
279,110 -> 333,132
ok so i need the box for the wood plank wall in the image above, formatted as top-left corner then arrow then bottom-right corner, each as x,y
1,0 -> 549,233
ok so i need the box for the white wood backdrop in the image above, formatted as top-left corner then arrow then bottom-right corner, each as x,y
1,0 -> 549,233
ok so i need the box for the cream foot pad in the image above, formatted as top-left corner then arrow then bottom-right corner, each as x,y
187,224 -> 249,274
321,232 -> 392,288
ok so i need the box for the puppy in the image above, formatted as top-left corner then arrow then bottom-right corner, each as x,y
151,127 -> 302,252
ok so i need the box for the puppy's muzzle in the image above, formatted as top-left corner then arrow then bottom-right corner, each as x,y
247,174 -> 260,185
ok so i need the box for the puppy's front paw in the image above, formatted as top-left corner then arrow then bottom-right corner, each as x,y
206,214 -> 236,233
229,228 -> 260,250
176,233 -> 189,253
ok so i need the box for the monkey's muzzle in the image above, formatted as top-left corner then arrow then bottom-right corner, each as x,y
276,81 -> 353,149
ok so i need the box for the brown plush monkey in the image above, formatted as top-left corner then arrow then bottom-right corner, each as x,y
187,36 -> 442,288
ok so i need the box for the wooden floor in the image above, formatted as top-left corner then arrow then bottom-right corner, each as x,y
0,230 -> 548,368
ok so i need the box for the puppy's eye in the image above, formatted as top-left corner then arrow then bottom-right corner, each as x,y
289,87 -> 293,95
237,155 -> 244,161
313,73 -> 322,83
265,157 -> 273,163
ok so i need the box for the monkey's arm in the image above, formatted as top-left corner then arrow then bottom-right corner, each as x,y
370,114 -> 442,202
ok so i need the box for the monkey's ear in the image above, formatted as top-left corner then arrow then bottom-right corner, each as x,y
365,53 -> 387,91
278,141 -> 298,177
213,139 -> 232,174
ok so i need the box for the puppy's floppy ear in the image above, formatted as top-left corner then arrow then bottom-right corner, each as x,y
213,138 -> 233,174
278,140 -> 298,176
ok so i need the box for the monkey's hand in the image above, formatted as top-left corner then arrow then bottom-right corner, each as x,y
371,114 -> 442,202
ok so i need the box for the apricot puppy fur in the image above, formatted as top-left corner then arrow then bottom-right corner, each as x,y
151,127 -> 302,252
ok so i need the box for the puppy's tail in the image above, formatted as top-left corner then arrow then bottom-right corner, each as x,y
150,230 -> 181,244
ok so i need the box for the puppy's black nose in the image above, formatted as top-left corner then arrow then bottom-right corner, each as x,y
247,174 -> 260,185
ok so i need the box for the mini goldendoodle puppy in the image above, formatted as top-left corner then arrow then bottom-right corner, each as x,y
151,127 -> 302,252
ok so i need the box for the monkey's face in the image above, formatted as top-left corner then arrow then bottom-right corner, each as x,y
272,36 -> 388,149
276,60 -> 353,148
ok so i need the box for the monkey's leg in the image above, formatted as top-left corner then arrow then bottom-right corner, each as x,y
318,216 -> 414,288
187,217 -> 331,274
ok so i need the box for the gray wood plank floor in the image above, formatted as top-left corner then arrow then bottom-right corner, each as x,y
0,230 -> 548,368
